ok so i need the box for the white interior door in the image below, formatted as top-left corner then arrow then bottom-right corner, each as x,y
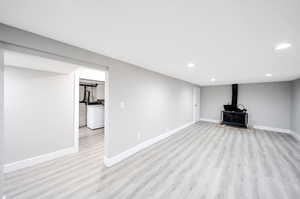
193,87 -> 201,122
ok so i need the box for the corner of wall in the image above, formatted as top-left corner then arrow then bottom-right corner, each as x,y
290,130 -> 300,142
290,78 -> 300,135
0,48 -> 4,197
290,80 -> 294,132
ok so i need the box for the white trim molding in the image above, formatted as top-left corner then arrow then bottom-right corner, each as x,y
253,125 -> 291,134
4,146 -> 78,173
199,118 -> 221,124
104,121 -> 194,167
104,70 -> 109,161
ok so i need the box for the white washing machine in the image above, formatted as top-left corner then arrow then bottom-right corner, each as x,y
87,104 -> 104,129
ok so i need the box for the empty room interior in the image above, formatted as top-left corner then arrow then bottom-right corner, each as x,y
0,1 -> 299,199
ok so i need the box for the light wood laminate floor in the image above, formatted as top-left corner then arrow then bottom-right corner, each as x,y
4,122 -> 300,199
79,127 -> 104,138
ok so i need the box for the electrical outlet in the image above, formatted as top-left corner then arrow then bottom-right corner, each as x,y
137,132 -> 141,140
120,101 -> 125,109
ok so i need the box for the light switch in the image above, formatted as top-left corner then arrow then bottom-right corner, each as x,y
120,101 -> 125,109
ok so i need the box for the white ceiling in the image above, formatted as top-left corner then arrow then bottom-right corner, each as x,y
0,0 -> 299,85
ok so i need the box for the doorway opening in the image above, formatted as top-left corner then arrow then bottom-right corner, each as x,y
78,78 -> 105,150
73,66 -> 107,156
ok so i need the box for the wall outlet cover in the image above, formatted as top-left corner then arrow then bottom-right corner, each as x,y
137,132 -> 141,140
120,101 -> 125,109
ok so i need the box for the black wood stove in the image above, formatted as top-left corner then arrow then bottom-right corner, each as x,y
221,84 -> 248,128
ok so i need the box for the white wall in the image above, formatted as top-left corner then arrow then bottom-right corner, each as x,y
0,49 -> 4,198
4,66 -> 75,164
291,79 -> 300,135
96,83 -> 105,99
77,67 -> 105,82
107,63 -> 194,157
200,82 -> 291,129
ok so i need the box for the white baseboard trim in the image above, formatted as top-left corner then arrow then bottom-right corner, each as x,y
253,125 -> 291,134
104,121 -> 194,167
4,146 -> 78,173
199,118 -> 221,124
200,118 -> 293,135
200,118 -> 292,134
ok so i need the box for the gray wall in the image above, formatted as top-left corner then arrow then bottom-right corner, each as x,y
0,24 -> 195,159
108,63 -> 193,157
200,82 -> 291,129
0,49 -> 4,198
4,66 -> 75,163
200,85 -> 231,121
291,79 -> 300,134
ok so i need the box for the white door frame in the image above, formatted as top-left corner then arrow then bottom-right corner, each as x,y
104,70 -> 109,158
0,48 -> 4,198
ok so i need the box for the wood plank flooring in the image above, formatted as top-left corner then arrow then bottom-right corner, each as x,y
79,127 -> 104,138
4,122 -> 300,199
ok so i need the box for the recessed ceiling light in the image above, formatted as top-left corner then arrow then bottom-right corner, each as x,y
266,73 -> 272,77
275,42 -> 291,50
187,63 -> 195,68
210,78 -> 216,82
